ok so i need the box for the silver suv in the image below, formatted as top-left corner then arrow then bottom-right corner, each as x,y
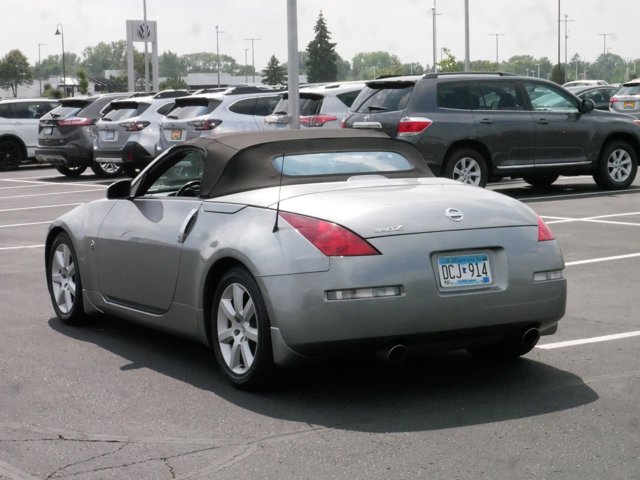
94,96 -> 178,176
610,79 -> 640,118
264,82 -> 364,129
156,88 -> 280,155
0,98 -> 59,170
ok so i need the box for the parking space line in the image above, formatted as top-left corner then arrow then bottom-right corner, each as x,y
0,189 -> 105,200
537,330 -> 640,349
544,212 -> 640,226
0,203 -> 82,213
566,252 -> 640,266
521,188 -> 640,202
1,178 -> 107,189
0,244 -> 45,251
0,184 -> 55,190
0,458 -> 40,480
0,221 -> 51,228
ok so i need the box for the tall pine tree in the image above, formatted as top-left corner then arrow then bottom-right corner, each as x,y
261,55 -> 287,85
305,11 -> 337,83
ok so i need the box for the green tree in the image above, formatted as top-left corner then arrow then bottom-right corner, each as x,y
550,64 -> 566,85
0,49 -> 33,97
437,48 -> 460,73
81,40 -> 127,76
335,53 -> 351,80
77,70 -> 89,95
350,51 -> 402,80
305,11 -> 337,83
159,76 -> 188,90
159,50 -> 185,77
261,55 -> 286,85
401,62 -> 425,75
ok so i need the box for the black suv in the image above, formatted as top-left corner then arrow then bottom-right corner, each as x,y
343,72 -> 640,189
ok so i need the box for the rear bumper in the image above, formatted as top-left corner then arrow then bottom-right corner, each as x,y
35,146 -> 92,167
94,142 -> 153,168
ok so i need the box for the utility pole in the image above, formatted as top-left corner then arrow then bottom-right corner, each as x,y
562,14 -> 574,76
143,0 -> 150,92
535,63 -> 540,78
245,37 -> 260,83
244,48 -> 249,83
431,0 -> 440,72
557,0 -> 561,67
215,25 -> 225,87
597,33 -> 613,56
54,24 -> 65,97
286,0 -> 300,129
464,0 -> 470,71
489,33 -> 504,68
38,43 -> 46,96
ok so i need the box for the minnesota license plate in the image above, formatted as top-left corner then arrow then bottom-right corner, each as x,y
104,130 -> 115,140
623,101 -> 636,109
171,129 -> 182,140
437,253 -> 492,288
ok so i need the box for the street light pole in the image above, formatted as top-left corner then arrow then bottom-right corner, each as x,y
38,43 -> 46,96
489,33 -> 504,68
54,24 -> 65,97
431,0 -> 439,72
245,38 -> 260,83
215,25 -> 225,87
143,0 -> 150,93
597,33 -> 612,56
464,0 -> 470,71
535,63 -> 540,78
244,48 -> 249,83
562,14 -> 574,76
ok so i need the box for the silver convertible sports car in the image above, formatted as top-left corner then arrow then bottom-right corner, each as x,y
45,130 -> 566,389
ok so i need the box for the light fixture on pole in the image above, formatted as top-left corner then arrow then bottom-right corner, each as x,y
244,48 -> 249,83
38,43 -> 47,96
215,25 -> 225,87
245,38 -> 260,83
489,33 -> 504,68
54,24 -> 65,97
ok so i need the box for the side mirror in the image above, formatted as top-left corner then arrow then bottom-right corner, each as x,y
106,179 -> 132,199
580,98 -> 595,113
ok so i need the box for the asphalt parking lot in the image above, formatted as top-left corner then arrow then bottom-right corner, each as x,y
1,166 -> 639,479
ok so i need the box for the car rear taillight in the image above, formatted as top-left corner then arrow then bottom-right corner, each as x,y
537,216 -> 555,242
397,117 -> 432,136
120,121 -> 150,132
57,117 -> 95,126
299,114 -> 338,127
610,97 -> 619,104
187,119 -> 222,131
279,211 -> 380,256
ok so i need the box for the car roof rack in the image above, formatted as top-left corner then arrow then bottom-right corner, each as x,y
422,71 -> 517,79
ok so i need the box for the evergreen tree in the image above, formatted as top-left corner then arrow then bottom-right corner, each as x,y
261,55 -> 286,85
305,11 -> 337,83
77,70 -> 89,95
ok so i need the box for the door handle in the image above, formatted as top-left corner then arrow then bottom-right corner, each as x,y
537,118 -> 548,125
479,118 -> 492,124
177,208 -> 199,244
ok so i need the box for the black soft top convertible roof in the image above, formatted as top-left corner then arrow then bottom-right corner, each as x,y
180,130 -> 433,198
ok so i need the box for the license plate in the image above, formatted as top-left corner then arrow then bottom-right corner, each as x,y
42,127 -> 53,135
437,253 -> 492,288
623,101 -> 636,109
105,130 -> 115,140
171,129 -> 182,140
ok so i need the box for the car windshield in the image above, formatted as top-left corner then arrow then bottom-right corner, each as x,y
272,151 -> 414,176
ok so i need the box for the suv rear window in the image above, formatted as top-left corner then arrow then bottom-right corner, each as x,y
102,102 -> 150,121
274,94 -> 323,116
166,98 -> 222,119
617,84 -> 640,95
351,84 -> 413,113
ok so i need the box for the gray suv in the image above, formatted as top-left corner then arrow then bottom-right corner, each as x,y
343,72 -> 640,189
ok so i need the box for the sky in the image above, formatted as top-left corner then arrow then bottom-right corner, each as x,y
2,0 -> 638,71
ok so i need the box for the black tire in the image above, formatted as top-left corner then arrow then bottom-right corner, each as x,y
522,174 -> 559,189
0,140 -> 24,171
467,329 -> 539,360
443,148 -> 489,187
46,232 -> 86,325
91,162 -> 124,178
55,165 -> 87,177
210,267 -> 276,390
593,140 -> 638,190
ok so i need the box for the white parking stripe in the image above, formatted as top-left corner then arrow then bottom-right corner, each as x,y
1,178 -> 107,188
0,244 -> 45,251
0,221 -> 51,228
0,184 -> 53,190
521,188 -> 640,202
537,330 -> 640,349
0,189 -> 104,200
565,252 -> 640,266
0,203 -> 81,213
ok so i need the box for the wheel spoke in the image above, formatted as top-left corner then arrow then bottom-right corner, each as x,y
229,341 -> 242,370
232,284 -> 245,312
219,298 -> 236,321
240,340 -> 254,368
54,250 -> 65,271
244,325 -> 258,342
62,245 -> 71,268
218,327 -> 234,344
51,272 -> 63,284
64,289 -> 74,312
242,297 -> 255,321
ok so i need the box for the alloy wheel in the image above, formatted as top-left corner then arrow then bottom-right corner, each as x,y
50,243 -> 77,314
606,148 -> 632,182
452,157 -> 482,186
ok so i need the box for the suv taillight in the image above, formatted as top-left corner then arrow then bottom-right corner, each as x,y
397,117 -> 432,136
120,121 -> 150,132
57,117 -> 95,126
610,97 -> 619,104
187,119 -> 222,131
300,114 -> 338,128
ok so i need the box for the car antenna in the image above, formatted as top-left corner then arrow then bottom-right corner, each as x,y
272,154 -> 285,233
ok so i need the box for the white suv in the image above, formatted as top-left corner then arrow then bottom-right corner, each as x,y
0,98 -> 59,170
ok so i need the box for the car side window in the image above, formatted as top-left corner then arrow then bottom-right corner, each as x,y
139,149 -> 206,197
437,82 -> 472,110
156,102 -> 175,116
473,81 -> 523,111
255,96 -> 280,116
523,82 -> 578,113
228,98 -> 258,115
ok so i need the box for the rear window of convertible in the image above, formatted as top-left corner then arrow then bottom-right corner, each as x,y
272,151 -> 414,176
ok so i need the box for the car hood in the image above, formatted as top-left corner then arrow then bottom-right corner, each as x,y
216,178 -> 537,237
